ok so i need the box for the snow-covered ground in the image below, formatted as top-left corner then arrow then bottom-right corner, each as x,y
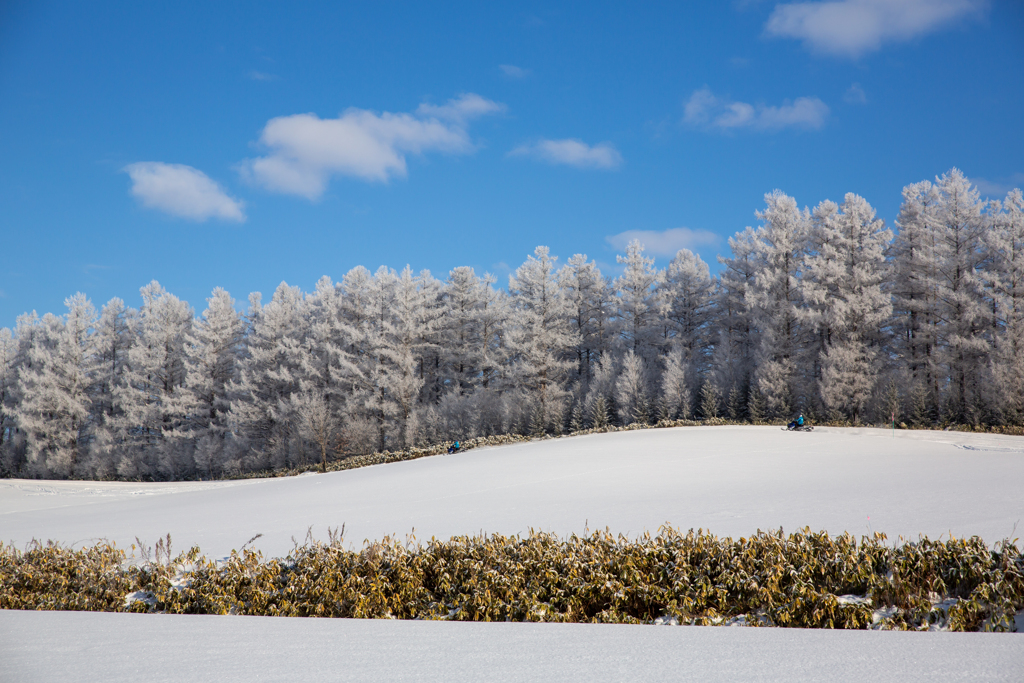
2,426 -> 1022,558
3,426 -> 1023,681
2,610 -> 1023,683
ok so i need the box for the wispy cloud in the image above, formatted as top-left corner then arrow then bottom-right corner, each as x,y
971,172 -> 1024,198
499,64 -> 530,79
844,83 -> 868,104
683,87 -> 829,131
247,70 -> 279,82
416,93 -> 506,124
241,94 -> 504,199
509,138 -> 623,170
764,0 -> 989,58
124,162 -> 245,222
606,227 -> 719,256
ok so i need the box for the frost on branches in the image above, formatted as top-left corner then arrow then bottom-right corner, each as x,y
1,168 -> 1021,479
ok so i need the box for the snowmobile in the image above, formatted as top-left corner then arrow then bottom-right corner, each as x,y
784,415 -> 813,432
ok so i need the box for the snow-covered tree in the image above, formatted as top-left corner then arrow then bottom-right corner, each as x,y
0,327 -> 17,475
658,347 -> 691,421
385,266 -> 431,448
659,249 -> 715,397
559,254 -> 613,382
615,350 -> 650,425
889,180 -> 943,422
14,295 -> 96,477
982,188 -> 1024,423
184,287 -> 244,475
712,227 -> 758,414
509,246 -> 578,432
931,169 -> 991,422
803,193 -> 892,421
104,282 -> 194,479
661,249 -> 714,361
228,282 -> 307,471
747,191 -> 810,417
614,240 -> 664,360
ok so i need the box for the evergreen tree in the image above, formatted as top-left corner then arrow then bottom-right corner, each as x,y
747,191 -> 810,418
931,169 -> 990,422
508,247 -> 578,432
559,254 -> 613,382
227,282 -> 307,471
614,240 -> 664,361
184,287 -> 244,476
660,249 -> 715,384
15,295 -> 96,477
698,379 -> 720,420
0,327 -> 17,474
889,180 -> 943,423
804,193 -> 892,421
712,227 -> 758,412
615,350 -> 650,425
658,347 -> 691,421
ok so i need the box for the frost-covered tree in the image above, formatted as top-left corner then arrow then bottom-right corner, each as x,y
96,282 -> 194,479
982,188 -> 1024,423
615,350 -> 650,425
712,227 -> 758,412
385,266 -> 432,448
292,388 -> 341,472
559,254 -> 613,382
184,287 -> 244,475
803,193 -> 892,421
747,191 -> 810,417
658,347 -> 691,421
698,379 -> 720,420
614,240 -> 664,360
660,249 -> 715,387
228,282 -> 307,471
14,295 -> 96,477
88,298 -> 133,431
931,169 -> 991,422
509,246 -> 578,432
890,180 -> 943,421
441,266 -> 495,394
0,327 -> 18,474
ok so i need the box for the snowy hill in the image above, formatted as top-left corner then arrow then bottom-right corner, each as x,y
2,426 -> 1023,682
2,426 -> 1023,558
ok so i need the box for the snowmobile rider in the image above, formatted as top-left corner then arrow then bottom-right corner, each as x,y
787,414 -> 805,430
447,440 -> 461,454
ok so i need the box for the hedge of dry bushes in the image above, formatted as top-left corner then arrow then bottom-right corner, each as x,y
2,527 -> 1021,631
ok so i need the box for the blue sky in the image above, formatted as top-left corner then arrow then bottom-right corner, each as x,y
1,0 -> 1022,326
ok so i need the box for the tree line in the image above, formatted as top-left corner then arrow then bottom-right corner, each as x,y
1,168 -> 1021,480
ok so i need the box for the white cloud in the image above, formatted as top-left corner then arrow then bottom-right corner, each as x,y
971,172 -> 1024,198
509,138 -> 623,170
124,162 -> 245,222
764,0 -> 989,58
844,83 -> 868,104
416,93 -> 506,123
242,94 -> 503,199
606,227 -> 719,256
683,87 -> 829,131
499,64 -> 530,78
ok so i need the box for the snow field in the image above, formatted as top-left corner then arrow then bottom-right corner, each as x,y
2,426 -> 1023,559
2,610 -> 1023,683
2,426 -> 1024,682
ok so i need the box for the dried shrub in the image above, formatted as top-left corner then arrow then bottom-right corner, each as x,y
3,529 -> 1021,632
